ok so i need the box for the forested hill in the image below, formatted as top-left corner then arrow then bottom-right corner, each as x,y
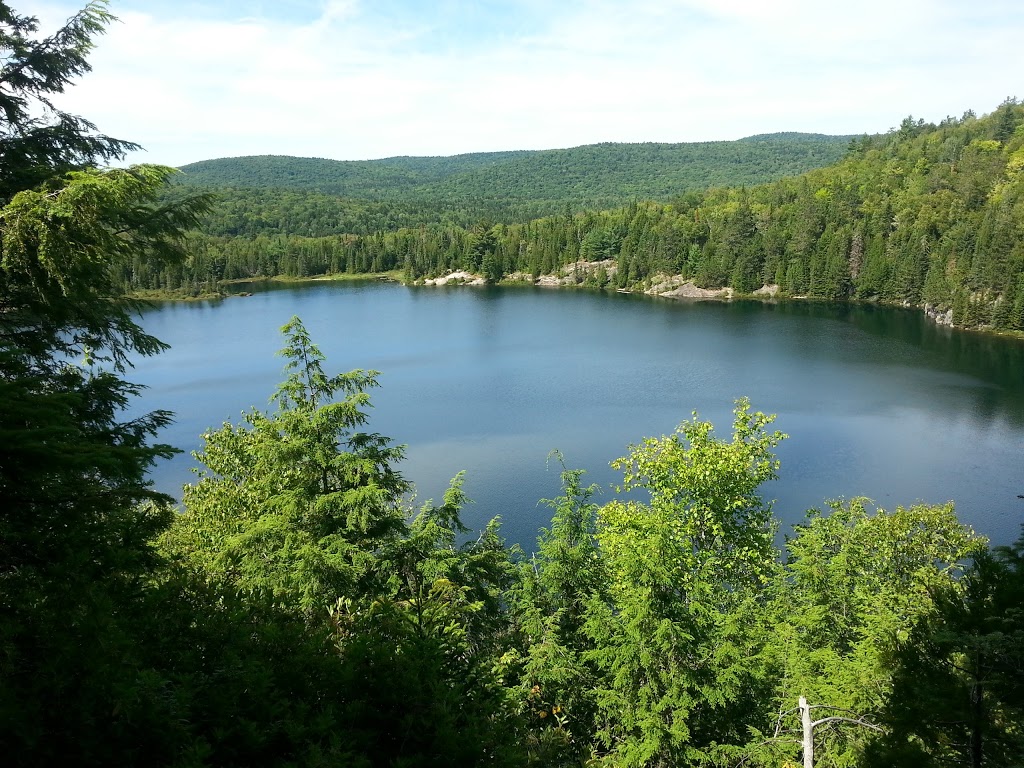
175,134 -> 852,230
178,150 -> 532,196
135,100 -> 1024,331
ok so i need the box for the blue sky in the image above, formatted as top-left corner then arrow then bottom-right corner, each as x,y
24,0 -> 1024,166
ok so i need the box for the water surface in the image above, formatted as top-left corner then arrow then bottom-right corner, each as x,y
129,282 -> 1024,549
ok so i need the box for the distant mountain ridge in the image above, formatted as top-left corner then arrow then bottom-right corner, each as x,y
179,150 -> 532,195
176,134 -> 855,232
735,131 -> 847,142
180,134 -> 851,207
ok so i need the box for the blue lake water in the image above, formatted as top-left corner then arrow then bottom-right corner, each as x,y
128,281 -> 1024,549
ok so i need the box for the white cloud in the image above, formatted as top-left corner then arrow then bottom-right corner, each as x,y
19,0 -> 1024,165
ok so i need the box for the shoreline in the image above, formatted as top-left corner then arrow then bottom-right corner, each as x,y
130,269 -> 1024,340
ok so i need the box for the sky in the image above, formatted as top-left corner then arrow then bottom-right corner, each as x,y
22,0 -> 1024,167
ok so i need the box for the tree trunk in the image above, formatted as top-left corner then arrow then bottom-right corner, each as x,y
970,675 -> 984,768
801,695 -> 813,768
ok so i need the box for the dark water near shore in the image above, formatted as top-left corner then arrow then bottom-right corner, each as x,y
128,281 -> 1024,549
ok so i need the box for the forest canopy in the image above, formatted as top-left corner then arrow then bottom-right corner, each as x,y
1,3 -> 1023,767
139,102 -> 1024,332
176,134 -> 852,230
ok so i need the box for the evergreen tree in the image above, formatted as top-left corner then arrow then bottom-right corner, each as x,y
514,458 -> 606,764
166,316 -> 408,618
163,319 -> 526,767
0,2 -> 210,761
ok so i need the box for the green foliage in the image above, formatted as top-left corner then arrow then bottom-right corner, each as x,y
3,165 -> 211,365
583,400 -> 786,766
747,500 -> 985,768
5,5 -> 1021,763
161,319 -> 526,767
865,527 -> 1024,767
0,0 -> 136,199
337,475 -> 524,767
176,135 -> 852,231
0,2 -> 211,762
514,456 -> 606,765
165,316 -> 408,618
602,398 -> 785,595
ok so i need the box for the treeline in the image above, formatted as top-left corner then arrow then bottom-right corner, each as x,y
136,101 -> 1024,330
176,134 -> 853,231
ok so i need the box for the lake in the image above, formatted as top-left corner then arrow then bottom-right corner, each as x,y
129,281 -> 1024,549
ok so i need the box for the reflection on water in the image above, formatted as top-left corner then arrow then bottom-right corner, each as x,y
132,284 -> 1024,549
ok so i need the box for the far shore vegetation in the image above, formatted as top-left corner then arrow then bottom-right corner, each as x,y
120,98 -> 1024,334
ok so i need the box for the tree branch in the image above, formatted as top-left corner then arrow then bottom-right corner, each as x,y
810,714 -> 885,733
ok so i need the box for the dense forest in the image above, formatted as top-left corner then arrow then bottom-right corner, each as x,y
175,135 -> 852,231
137,102 -> 1024,332
2,3 -> 1023,768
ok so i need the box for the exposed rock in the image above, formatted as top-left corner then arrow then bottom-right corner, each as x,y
536,274 -> 573,287
924,303 -> 954,327
504,272 -> 535,283
753,284 -> 780,297
423,271 -> 486,286
645,274 -> 688,295
426,261 -> 619,288
656,281 -> 733,300
532,259 -> 618,287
